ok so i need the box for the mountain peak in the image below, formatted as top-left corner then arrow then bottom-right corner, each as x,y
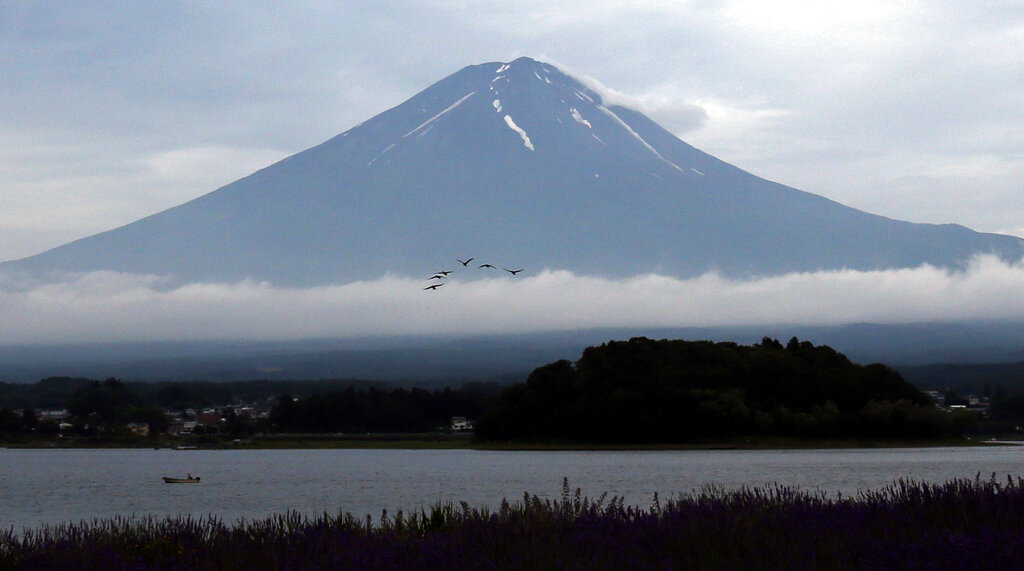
493,56 -> 549,74
3,59 -> 1022,285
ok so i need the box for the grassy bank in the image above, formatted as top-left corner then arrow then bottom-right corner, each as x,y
4,476 -> 1024,569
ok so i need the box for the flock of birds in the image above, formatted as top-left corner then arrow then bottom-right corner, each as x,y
423,257 -> 523,290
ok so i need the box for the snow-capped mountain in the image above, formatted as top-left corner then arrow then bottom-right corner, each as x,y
4,57 -> 1023,284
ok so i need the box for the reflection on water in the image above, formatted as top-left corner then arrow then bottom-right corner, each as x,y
2,446 -> 1023,532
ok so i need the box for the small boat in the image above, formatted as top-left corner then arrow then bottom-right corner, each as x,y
162,475 -> 201,483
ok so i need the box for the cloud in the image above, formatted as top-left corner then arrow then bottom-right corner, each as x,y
543,58 -> 710,134
143,146 -> 291,190
721,0 -> 917,40
0,140 -> 293,262
553,62 -> 645,110
2,255 -> 1024,345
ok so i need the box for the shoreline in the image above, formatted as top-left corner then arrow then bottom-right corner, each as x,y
1,433 -> 1013,451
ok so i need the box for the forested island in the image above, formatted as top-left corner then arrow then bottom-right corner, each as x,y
0,336 -> 1013,446
474,337 -> 976,443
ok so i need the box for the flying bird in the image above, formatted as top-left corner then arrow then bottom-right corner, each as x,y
435,270 -> 453,276
457,258 -> 474,266
504,268 -> 523,275
423,283 -> 444,290
429,274 -> 447,280
479,263 -> 496,269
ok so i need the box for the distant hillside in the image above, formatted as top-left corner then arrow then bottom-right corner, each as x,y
475,337 -> 972,443
0,377 -> 394,411
897,362 -> 1024,396
4,321 -> 1024,384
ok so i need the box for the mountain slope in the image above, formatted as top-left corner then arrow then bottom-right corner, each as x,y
4,57 -> 1022,285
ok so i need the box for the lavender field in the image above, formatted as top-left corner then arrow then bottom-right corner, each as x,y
4,476 -> 1024,569
8,446 -> 1024,534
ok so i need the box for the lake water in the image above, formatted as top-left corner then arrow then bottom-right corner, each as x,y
3,446 -> 1024,533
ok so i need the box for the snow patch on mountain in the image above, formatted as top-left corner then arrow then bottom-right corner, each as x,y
367,143 -> 396,167
504,115 -> 534,150
404,92 -> 477,139
595,104 -> 684,173
574,90 -> 595,104
569,107 -> 591,128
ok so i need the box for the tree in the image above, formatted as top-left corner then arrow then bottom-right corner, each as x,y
759,337 -> 784,350
156,384 -> 196,410
21,408 -> 38,431
222,408 -> 256,437
944,390 -> 969,407
0,408 -> 20,433
67,378 -> 141,427
269,394 -> 297,432
36,419 -> 60,437
475,337 -> 949,443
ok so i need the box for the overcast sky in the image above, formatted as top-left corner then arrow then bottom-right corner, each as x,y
3,1 -> 1023,262
2,2 -> 1023,344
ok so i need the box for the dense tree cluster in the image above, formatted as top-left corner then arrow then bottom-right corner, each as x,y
0,406 -> 56,436
475,337 -> 973,442
0,377 -> 500,439
268,385 -> 499,433
0,377 -> 94,410
0,377 -> 395,412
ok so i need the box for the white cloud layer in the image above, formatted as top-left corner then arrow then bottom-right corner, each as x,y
3,256 -> 1024,345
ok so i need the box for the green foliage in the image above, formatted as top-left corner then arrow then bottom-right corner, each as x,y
1,375 -> 504,440
266,385 -> 500,433
0,376 -> 92,409
0,378 -> 397,413
475,337 -> 953,443
990,393 -> 1024,421
0,407 -> 20,433
20,407 -> 38,430
67,378 -> 142,426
